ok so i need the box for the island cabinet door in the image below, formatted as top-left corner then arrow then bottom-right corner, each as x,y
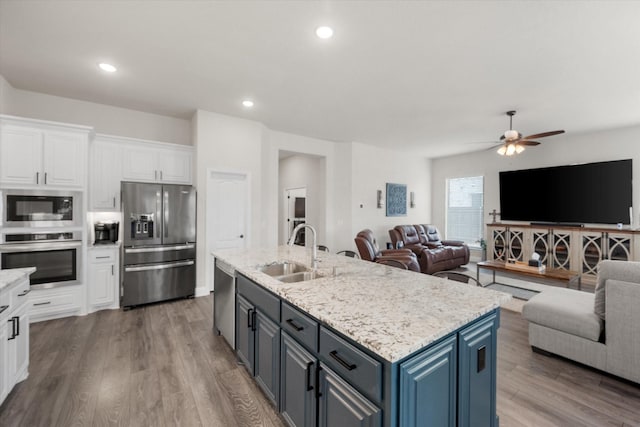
458,313 -> 498,427
236,295 -> 255,375
399,335 -> 457,427
254,310 -> 280,408
280,332 -> 317,427
318,363 -> 381,427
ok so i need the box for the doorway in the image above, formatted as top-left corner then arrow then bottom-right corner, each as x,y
206,170 -> 249,291
283,187 -> 306,245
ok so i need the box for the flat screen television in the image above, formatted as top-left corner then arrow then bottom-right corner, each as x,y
499,159 -> 632,225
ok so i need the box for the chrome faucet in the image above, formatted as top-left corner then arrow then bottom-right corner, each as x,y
288,223 -> 318,270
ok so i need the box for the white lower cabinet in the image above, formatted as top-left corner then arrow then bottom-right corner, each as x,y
1,275 -> 31,406
88,246 -> 119,312
29,285 -> 83,323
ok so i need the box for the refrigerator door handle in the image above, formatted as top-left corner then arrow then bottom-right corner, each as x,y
164,190 -> 169,238
125,260 -> 194,272
125,244 -> 195,254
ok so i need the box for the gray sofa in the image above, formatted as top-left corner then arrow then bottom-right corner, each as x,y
522,260 -> 640,384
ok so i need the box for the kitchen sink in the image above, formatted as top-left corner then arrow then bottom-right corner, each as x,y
274,271 -> 322,283
258,261 -> 310,277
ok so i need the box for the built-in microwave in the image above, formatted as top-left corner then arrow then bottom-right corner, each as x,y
1,190 -> 82,228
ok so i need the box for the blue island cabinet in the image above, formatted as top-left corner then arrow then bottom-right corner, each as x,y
398,312 -> 499,427
234,273 -> 499,427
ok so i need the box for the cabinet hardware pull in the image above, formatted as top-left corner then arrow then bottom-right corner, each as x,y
315,365 -> 323,399
33,301 -> 51,306
36,172 -> 39,184
18,289 -> 30,297
112,265 -> 114,275
44,172 -> 48,184
15,315 -> 20,336
160,171 -> 163,180
113,197 -> 116,208
8,318 -> 16,340
95,256 -> 110,259
247,308 -> 253,329
286,318 -> 304,332
251,310 -> 257,332
329,350 -> 357,371
306,361 -> 314,391
0,305 -> 8,315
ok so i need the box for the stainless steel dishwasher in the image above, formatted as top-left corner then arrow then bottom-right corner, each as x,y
213,258 -> 235,349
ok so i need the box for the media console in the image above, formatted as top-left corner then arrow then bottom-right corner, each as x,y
486,223 -> 640,283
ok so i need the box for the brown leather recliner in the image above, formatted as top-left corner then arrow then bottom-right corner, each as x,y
389,225 -> 470,274
354,229 -> 420,272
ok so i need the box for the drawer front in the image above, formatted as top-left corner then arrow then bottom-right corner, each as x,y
237,275 -> 280,322
319,326 -> 382,403
9,278 -> 31,311
29,286 -> 82,319
90,248 -> 117,263
281,302 -> 318,352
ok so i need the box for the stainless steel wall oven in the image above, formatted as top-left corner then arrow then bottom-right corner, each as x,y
0,232 -> 82,289
2,189 -> 82,228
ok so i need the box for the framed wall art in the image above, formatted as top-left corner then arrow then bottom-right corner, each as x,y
386,183 -> 407,217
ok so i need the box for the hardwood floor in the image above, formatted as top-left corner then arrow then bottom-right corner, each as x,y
1,295 -> 639,426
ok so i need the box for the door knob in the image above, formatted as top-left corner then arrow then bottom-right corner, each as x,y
239,234 -> 244,238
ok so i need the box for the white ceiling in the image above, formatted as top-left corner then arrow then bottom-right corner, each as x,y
1,1 -> 640,158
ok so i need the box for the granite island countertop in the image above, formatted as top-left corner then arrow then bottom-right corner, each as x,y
213,245 -> 511,363
0,267 -> 36,291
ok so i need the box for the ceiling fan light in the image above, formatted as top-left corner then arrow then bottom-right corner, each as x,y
506,144 -> 516,156
515,144 -> 525,154
497,145 -> 507,155
504,129 -> 519,141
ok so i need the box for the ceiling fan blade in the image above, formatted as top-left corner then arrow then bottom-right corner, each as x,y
521,130 -> 565,140
519,140 -> 541,146
485,143 -> 503,151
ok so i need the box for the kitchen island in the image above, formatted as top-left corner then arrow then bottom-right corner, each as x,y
213,246 -> 510,427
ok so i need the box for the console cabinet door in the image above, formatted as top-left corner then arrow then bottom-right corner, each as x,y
254,310 -> 280,408
318,364 -> 381,427
399,335 -> 457,427
13,310 -> 29,384
236,295 -> 255,375
458,313 -> 498,427
157,149 -> 192,184
281,332 -> 317,427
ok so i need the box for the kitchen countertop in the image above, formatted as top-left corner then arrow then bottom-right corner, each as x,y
212,245 -> 511,363
0,267 -> 36,291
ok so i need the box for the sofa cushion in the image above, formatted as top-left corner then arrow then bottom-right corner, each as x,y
594,260 -> 640,321
522,288 -> 603,342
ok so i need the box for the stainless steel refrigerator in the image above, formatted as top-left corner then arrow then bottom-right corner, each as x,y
121,182 -> 196,308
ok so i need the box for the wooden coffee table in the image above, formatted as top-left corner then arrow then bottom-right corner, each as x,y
477,260 -> 582,290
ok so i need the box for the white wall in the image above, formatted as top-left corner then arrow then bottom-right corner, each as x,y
193,109 -> 265,293
431,125 -> 640,241
0,75 -> 190,144
349,142 -> 432,249
278,154 -> 325,246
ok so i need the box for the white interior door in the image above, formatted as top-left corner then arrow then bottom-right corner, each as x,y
207,171 -> 249,291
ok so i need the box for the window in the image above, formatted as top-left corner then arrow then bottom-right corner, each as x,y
446,176 -> 484,246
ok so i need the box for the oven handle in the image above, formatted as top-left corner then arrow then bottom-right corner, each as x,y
125,244 -> 194,254
0,240 -> 82,252
125,260 -> 194,272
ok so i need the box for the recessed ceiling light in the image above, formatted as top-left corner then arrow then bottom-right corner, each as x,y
316,26 -> 334,39
242,100 -> 254,108
98,63 -> 117,73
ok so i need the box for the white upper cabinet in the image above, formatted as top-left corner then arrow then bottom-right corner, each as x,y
90,134 -> 193,210
0,116 -> 90,189
90,138 -> 123,211
121,139 -> 193,184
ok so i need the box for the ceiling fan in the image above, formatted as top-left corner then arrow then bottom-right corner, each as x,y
494,110 -> 565,156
